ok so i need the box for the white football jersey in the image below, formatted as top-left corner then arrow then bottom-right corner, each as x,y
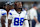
0,9 -> 7,27
8,9 -> 29,27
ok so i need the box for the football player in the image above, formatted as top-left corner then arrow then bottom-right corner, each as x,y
8,2 -> 29,27
0,9 -> 7,27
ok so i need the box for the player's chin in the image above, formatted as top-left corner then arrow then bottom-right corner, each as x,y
18,7 -> 22,8
18,8 -> 22,9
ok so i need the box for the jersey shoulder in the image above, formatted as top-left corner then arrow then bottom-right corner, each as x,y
9,9 -> 15,12
0,9 -> 5,10
0,9 -> 7,12
9,9 -> 15,15
22,10 -> 26,13
22,10 -> 27,15
0,9 -> 7,15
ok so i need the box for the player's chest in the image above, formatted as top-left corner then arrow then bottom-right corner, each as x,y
12,12 -> 26,18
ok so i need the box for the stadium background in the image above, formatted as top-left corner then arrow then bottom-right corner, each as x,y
0,0 -> 40,27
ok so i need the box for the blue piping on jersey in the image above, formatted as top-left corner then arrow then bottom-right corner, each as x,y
2,13 -> 7,15
9,13 -> 12,15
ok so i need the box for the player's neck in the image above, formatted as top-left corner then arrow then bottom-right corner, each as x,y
16,9 -> 22,14
16,9 -> 21,12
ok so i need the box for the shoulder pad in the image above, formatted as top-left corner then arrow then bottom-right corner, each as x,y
9,9 -> 14,12
0,9 -> 6,11
0,9 -> 3,11
9,9 -> 15,13
11,9 -> 14,11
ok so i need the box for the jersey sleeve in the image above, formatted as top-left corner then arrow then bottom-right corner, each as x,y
33,11 -> 37,19
24,11 -> 29,27
24,11 -> 28,19
24,20 -> 29,27
1,10 -> 7,16
8,10 -> 13,20
0,9 -> 7,26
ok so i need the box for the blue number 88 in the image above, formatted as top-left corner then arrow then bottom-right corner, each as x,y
14,18 -> 24,26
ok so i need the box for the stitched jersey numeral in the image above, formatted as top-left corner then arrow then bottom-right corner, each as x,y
14,18 -> 24,26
